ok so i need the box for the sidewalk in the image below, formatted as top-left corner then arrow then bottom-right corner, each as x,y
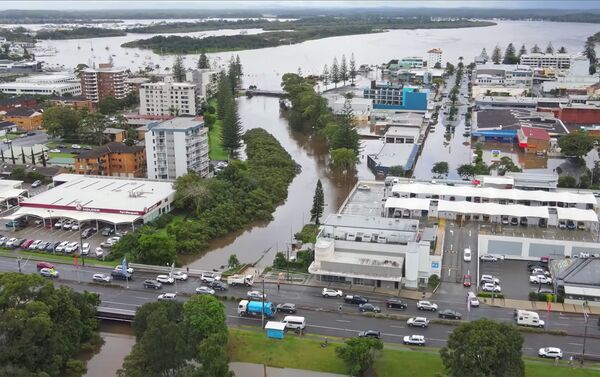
230,362 -> 347,377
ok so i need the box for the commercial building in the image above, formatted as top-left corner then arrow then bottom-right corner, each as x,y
3,173 -> 176,228
556,258 -> 600,308
363,81 -> 428,112
3,107 -> 42,131
0,73 -> 81,96
473,64 -> 534,87
541,56 -> 596,93
367,125 -> 420,176
73,142 -> 146,178
547,104 -> 600,126
517,126 -> 550,154
80,63 -> 128,103
427,48 -> 443,68
0,59 -> 42,73
520,53 -> 572,69
145,117 -> 209,180
186,68 -> 219,100
139,77 -> 197,116
387,57 -> 424,71
0,179 -> 27,209
0,97 -> 38,112
472,108 -> 568,141
124,77 -> 150,93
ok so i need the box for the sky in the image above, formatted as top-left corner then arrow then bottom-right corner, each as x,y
1,1 -> 600,11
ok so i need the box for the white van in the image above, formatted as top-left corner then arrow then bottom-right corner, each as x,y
282,316 -> 306,330
515,310 -> 545,328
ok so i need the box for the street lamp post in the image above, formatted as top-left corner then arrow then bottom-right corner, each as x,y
78,221 -> 85,267
581,301 -> 589,366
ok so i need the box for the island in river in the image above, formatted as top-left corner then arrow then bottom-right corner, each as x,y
121,17 -> 496,54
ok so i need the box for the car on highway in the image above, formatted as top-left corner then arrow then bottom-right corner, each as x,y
358,330 -> 381,339
40,267 -> 59,278
481,283 -> 502,293
115,265 -> 134,274
403,335 -> 426,346
156,275 -> 175,284
463,274 -> 472,287
158,293 -> 177,301
463,248 -> 472,262
359,303 -> 381,313
417,300 -> 438,311
530,275 -> 552,285
480,275 -> 500,285
92,273 -> 111,283
276,303 -> 297,314
247,290 -> 266,300
111,270 -> 132,281
172,271 -> 188,281
144,279 -> 162,290
385,298 -> 408,310
201,272 -> 221,284
55,241 -> 69,252
407,317 -> 429,328
344,295 -> 369,305
208,280 -> 228,291
467,292 -> 480,307
538,347 -> 563,359
438,309 -> 462,320
81,243 -> 90,255
480,254 -> 499,262
36,261 -> 54,270
28,240 -> 42,250
322,288 -> 343,298
195,286 -> 215,295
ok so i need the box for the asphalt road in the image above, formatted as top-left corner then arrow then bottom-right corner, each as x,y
1,256 -> 599,358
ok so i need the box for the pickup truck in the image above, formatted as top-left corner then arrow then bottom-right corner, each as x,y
227,274 -> 254,287
530,275 -> 552,285
344,295 -> 368,305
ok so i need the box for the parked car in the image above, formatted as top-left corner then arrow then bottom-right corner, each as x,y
71,144 -> 81,149
357,330 -> 381,339
81,243 -> 90,255
510,217 -> 519,226
156,275 -> 174,284
276,303 -> 297,313
36,261 -> 54,270
385,298 -> 408,310
81,227 -> 96,239
5,237 -> 18,247
62,221 -> 72,230
482,283 -> 502,293
0,236 -> 7,246
101,227 -> 114,236
71,222 -> 80,231
31,180 -> 42,188
54,220 -> 64,229
158,293 -> 177,301
28,240 -> 42,250
530,275 -> 553,285
538,218 -> 547,228
566,220 -> 576,230
195,286 -> 215,295
417,301 -> 438,311
95,247 -> 104,258
36,241 -> 49,250
45,241 -> 59,252
55,241 -> 69,252
344,295 -> 369,305
501,216 -> 509,225
322,288 -> 343,298
208,280 -> 228,291
531,267 -> 550,276
247,290 -> 266,300
115,265 -> 134,274
538,347 -> 563,359
172,271 -> 188,281
527,262 -> 547,272
407,317 -> 430,328
143,279 -> 162,290
20,239 -> 34,249
480,275 -> 500,285
64,242 -> 79,253
438,309 -> 462,320
403,335 -> 426,346
40,267 -> 59,278
577,222 -> 586,230
480,254 -> 499,262
359,303 -> 381,313
92,273 -> 111,283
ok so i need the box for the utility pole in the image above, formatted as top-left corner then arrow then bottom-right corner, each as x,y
581,301 -> 589,366
286,244 -> 290,282
79,221 -> 85,267
261,274 -> 265,328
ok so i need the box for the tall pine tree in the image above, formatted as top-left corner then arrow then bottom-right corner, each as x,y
322,64 -> 330,88
331,98 -> 360,155
531,44 -> 542,53
518,44 -> 527,58
349,53 -> 357,86
340,55 -> 349,86
221,100 -> 243,159
310,179 -> 325,225
503,43 -> 518,64
331,57 -> 340,88
172,55 -> 186,82
216,73 -> 233,120
491,45 -> 502,64
558,46 -> 567,53
545,42 -> 554,54
584,39 -> 597,74
197,49 -> 209,69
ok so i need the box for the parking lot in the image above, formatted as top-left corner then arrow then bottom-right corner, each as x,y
479,259 -> 549,300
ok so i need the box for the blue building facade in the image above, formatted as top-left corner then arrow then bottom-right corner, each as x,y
364,81 -> 428,111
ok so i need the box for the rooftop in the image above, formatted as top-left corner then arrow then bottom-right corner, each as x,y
76,142 -> 144,159
558,257 -> 600,287
475,109 -> 568,135
323,213 -> 419,233
5,107 -> 40,117
147,117 -> 204,132
520,126 -> 550,141
103,127 -> 126,134
368,143 -> 419,170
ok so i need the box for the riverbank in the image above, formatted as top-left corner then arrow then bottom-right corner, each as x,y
228,329 -> 600,377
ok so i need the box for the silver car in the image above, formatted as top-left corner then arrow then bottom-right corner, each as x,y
195,286 -> 215,295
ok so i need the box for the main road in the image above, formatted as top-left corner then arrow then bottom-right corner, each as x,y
1,256 -> 598,358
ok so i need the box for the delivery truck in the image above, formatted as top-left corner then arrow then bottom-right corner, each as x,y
238,300 -> 274,318
227,274 -> 254,287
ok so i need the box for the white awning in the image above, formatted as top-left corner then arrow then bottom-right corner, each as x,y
0,188 -> 27,201
556,207 -> 599,223
565,285 -> 600,297
384,198 -> 431,211
3,207 -> 141,224
437,200 -> 549,218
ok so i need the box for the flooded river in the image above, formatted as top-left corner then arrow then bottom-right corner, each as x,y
81,322 -> 135,377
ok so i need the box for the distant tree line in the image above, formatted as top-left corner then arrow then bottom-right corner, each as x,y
36,27 -> 126,40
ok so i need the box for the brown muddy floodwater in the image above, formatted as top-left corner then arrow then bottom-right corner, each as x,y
81,322 -> 135,377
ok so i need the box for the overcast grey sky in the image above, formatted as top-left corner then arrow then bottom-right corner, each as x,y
1,1 -> 600,11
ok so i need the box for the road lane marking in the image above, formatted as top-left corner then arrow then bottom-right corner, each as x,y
391,325 -> 404,329
428,338 -> 447,342
335,320 -> 351,323
568,343 -> 583,346
135,296 -> 151,300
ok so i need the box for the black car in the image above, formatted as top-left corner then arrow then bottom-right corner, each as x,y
359,303 -> 381,313
46,241 -> 59,252
510,217 -> 519,226
276,303 -> 297,314
143,279 -> 162,289
111,270 -> 132,281
13,238 -> 26,248
438,309 -> 462,320
101,227 -> 115,236
208,280 -> 228,291
344,295 -> 369,305
385,298 -> 408,310
358,330 -> 381,339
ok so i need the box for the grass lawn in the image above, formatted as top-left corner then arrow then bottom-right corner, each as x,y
48,152 -> 76,159
0,249 -> 115,268
208,99 -> 228,161
228,329 -> 600,377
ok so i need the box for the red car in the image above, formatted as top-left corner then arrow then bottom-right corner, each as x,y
463,274 -> 472,287
20,239 -> 34,249
36,262 -> 55,270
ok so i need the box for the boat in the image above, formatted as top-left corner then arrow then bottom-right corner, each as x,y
111,54 -> 116,57
105,46 -> 109,50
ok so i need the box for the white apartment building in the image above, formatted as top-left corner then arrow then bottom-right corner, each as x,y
427,48 -> 443,68
186,69 -> 219,100
139,76 -> 197,116
519,53 -> 572,69
474,64 -> 534,87
145,117 -> 209,180
0,72 -> 81,96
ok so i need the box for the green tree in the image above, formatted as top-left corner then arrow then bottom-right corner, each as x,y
545,42 -> 554,54
558,175 -> 577,188
440,319 -> 524,377
584,38 -> 597,75
389,165 -> 404,177
531,44 -> 542,53
98,96 -> 123,114
558,131 -> 594,158
331,147 -> 358,171
445,62 -> 455,75
503,43 -> 518,64
216,73 -> 233,120
457,164 -> 476,179
340,54 -> 349,86
331,98 -> 360,154
491,45 -> 502,64
331,57 -> 340,88
431,161 -> 449,177
220,101 -> 243,158
310,179 -> 324,225
198,49 -> 209,69
558,46 -> 567,53
41,106 -> 81,139
80,113 -> 108,145
336,337 -> 383,377
322,64 -> 329,88
134,232 -> 177,266
228,254 -> 240,269
273,251 -> 287,269
172,55 -> 186,81
349,53 -> 357,85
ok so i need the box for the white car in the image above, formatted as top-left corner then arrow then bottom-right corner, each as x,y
95,247 -> 104,257
482,283 -> 502,293
531,267 -> 550,276
92,273 -> 111,283
55,241 -> 69,252
172,271 -> 188,281
417,300 -> 438,311
480,275 -> 500,285
115,265 -> 134,274
200,272 -> 221,283
322,288 -> 343,298
71,144 -> 81,149
40,267 -> 59,278
49,148 -> 61,153
467,292 -> 480,307
480,254 -> 499,262
530,275 -> 552,285
5,237 -> 17,247
538,347 -> 563,359
54,220 -> 64,229
463,248 -> 472,262
195,286 -> 215,295
29,240 -> 43,250
64,242 -> 79,253
158,293 -> 178,301
62,221 -> 72,230
81,243 -> 90,255
407,317 -> 429,328
156,275 -> 175,284
71,223 -> 80,231
247,290 -> 266,300
403,335 -> 426,346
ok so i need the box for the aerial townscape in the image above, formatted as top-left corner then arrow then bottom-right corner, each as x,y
2,1 -> 600,377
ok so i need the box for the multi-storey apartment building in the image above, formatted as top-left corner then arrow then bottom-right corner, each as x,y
139,76 -> 197,116
73,142 -> 146,178
519,53 -> 572,69
80,63 -> 128,103
145,117 -> 209,180
186,68 -> 220,100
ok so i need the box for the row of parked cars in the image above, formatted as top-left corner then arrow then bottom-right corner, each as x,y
1,235 -> 91,255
